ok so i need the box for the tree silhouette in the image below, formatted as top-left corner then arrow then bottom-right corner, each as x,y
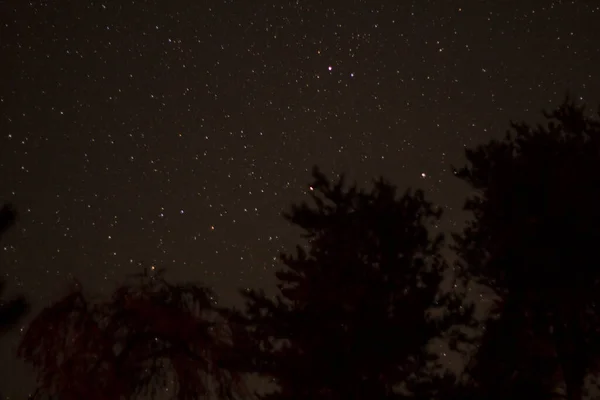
453,98 -> 600,400
18,268 -> 249,400
233,167 -> 473,400
0,203 -> 28,335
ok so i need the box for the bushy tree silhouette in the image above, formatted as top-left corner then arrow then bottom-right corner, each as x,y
453,98 -> 600,400
0,203 -> 28,335
19,268 -> 248,400
234,167 -> 473,400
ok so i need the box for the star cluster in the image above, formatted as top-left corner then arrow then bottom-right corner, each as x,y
1,0 -> 599,396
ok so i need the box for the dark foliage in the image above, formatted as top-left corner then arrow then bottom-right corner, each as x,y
18,268 -> 249,400
233,167 -> 473,400
0,203 -> 28,335
454,98 -> 600,400
16,98 -> 600,399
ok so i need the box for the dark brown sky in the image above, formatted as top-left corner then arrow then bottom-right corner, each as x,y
1,0 -> 599,397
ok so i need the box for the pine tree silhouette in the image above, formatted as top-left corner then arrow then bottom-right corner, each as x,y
234,167 -> 473,400
18,268 -> 248,400
453,97 -> 600,400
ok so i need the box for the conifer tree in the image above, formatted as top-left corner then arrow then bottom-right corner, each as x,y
454,98 -> 600,400
235,167 -> 472,400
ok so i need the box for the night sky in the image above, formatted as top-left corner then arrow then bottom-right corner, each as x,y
1,1 -> 599,397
